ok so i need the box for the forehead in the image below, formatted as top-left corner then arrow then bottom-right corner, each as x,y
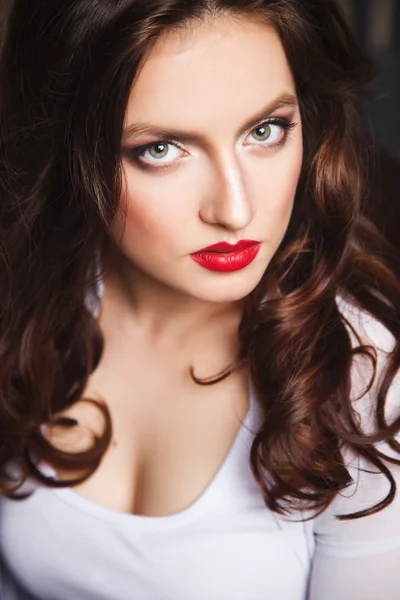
124,15 -> 295,132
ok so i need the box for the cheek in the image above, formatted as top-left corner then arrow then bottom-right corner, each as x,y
113,165 -> 191,248
257,144 -> 303,228
125,193 -> 164,237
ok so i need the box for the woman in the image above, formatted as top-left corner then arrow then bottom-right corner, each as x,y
1,0 -> 400,598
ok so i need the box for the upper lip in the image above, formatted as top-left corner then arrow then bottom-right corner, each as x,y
193,240 -> 260,253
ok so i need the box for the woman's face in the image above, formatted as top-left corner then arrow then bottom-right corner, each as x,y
115,14 -> 303,304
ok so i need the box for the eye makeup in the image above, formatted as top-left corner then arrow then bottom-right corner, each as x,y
121,116 -> 298,172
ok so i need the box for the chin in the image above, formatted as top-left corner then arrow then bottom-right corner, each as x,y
190,272 -> 265,304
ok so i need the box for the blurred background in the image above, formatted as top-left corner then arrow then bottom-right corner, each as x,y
0,0 -> 399,245
337,0 -> 399,158
335,0 -> 400,248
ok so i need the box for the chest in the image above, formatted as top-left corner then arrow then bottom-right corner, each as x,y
51,365 -> 251,517
0,372 -> 314,600
0,427 -> 313,600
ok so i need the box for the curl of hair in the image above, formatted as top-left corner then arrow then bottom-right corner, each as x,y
1,0 -> 400,519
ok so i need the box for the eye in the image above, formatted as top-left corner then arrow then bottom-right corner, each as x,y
251,124 -> 274,142
138,142 -> 183,166
244,118 -> 296,148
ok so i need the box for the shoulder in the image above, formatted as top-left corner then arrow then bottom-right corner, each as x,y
308,301 -> 400,588
336,295 -> 396,354
336,295 -> 399,429
311,297 -> 400,554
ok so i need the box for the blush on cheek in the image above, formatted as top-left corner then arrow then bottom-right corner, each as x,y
279,144 -> 303,211
117,166 -> 161,233
265,150 -> 302,235
270,170 -> 300,216
115,183 -> 164,240
125,197 -> 158,235
116,188 -> 183,260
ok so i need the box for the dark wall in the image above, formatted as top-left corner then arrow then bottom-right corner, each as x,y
0,0 -> 11,36
337,0 -> 400,159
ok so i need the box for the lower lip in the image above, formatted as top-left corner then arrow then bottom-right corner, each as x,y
190,244 -> 261,273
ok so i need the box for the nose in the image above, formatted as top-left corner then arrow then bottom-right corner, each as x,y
199,154 -> 254,231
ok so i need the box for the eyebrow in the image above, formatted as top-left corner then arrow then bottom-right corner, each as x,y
122,92 -> 298,145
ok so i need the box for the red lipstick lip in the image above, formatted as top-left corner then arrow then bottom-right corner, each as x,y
194,240 -> 259,253
190,240 -> 261,273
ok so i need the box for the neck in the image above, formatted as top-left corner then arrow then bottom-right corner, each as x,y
100,245 -> 244,349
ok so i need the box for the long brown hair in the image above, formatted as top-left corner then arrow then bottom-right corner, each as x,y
1,0 -> 400,519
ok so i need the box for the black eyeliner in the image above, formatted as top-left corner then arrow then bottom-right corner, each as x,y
122,117 -> 298,169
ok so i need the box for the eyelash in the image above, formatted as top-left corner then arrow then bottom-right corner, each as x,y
124,117 -> 297,171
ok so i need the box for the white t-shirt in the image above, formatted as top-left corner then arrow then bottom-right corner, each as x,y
1,300 -> 400,600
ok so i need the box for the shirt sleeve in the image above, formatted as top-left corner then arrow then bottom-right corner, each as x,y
309,301 -> 400,600
1,551 -> 37,600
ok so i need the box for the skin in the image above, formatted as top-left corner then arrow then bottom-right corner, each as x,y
108,14 -> 302,324
53,15 -> 303,516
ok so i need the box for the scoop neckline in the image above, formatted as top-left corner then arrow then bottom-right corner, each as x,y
50,382 -> 258,531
